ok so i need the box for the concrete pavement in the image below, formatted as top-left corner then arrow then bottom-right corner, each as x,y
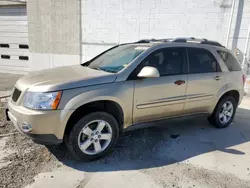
26,97 -> 250,188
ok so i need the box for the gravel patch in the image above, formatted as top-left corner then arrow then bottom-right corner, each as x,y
0,100 -> 59,188
0,100 -> 16,135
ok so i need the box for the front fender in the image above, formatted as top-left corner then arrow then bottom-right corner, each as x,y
59,81 -> 134,133
64,90 -> 125,111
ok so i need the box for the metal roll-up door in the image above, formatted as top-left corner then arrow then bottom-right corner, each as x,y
0,5 -> 30,74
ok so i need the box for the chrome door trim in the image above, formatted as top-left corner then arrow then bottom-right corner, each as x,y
137,94 -> 213,109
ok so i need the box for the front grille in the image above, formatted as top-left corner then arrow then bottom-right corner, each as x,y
12,88 -> 21,102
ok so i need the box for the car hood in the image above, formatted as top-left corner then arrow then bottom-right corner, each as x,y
16,65 -> 117,92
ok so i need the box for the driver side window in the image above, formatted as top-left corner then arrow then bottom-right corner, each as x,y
140,47 -> 185,76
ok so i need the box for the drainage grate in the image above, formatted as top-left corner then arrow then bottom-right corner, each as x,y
1,55 -> 10,59
19,44 -> 29,49
0,44 -> 9,48
0,43 -> 29,61
19,56 -> 29,60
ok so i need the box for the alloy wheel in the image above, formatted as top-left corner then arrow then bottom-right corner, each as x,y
219,101 -> 234,124
77,120 -> 112,155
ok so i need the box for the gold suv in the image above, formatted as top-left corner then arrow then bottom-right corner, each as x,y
7,38 -> 245,160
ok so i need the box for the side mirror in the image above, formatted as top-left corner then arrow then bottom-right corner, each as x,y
137,66 -> 160,78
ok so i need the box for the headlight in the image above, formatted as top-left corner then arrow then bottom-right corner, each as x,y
23,91 -> 62,110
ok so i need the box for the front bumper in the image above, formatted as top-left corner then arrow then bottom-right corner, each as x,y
7,100 -> 72,145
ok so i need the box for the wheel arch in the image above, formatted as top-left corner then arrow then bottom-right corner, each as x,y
210,89 -> 240,114
63,100 -> 125,140
218,90 -> 240,105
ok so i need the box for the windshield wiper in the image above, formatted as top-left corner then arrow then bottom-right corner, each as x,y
91,67 -> 116,73
99,68 -> 117,73
91,67 -> 102,71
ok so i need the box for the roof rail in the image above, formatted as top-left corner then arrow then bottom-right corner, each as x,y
136,38 -> 173,43
136,37 -> 224,47
171,37 -> 224,47
136,39 -> 154,43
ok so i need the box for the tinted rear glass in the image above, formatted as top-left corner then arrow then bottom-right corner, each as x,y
217,51 -> 241,71
187,48 -> 219,73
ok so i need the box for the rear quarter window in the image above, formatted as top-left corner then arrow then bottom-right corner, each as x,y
217,51 -> 241,71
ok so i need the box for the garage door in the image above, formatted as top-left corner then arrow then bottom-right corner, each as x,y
0,5 -> 29,74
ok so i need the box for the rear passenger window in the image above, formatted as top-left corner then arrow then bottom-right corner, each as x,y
187,48 -> 219,74
217,51 -> 241,71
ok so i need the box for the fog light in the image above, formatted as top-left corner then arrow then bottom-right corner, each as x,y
21,122 -> 32,133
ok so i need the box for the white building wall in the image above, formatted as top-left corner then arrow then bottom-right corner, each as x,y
27,0 -> 81,71
81,0 -> 250,63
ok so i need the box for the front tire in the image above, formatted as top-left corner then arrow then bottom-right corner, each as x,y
65,112 -> 119,161
208,96 -> 237,128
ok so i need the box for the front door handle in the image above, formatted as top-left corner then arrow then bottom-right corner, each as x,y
214,76 -> 222,81
174,80 -> 185,85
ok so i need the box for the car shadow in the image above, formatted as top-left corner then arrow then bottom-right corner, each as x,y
47,107 -> 250,172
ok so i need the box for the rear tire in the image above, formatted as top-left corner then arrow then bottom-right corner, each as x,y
208,96 -> 237,128
65,112 -> 119,161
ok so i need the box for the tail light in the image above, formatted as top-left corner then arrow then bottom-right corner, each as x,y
243,74 -> 246,86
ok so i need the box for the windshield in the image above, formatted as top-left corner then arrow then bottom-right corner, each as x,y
87,45 -> 149,73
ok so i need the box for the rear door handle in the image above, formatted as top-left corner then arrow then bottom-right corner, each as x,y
214,76 -> 222,81
174,80 -> 185,85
